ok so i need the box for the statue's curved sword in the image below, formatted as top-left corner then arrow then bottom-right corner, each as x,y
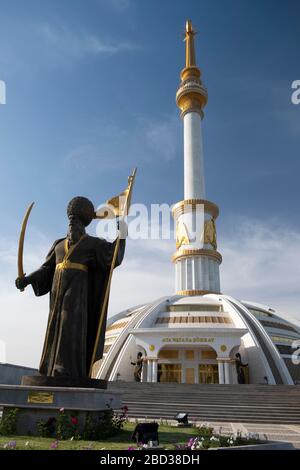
18,202 -> 34,292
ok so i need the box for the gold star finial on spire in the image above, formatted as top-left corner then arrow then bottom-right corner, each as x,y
185,19 -> 197,67
176,20 -> 207,116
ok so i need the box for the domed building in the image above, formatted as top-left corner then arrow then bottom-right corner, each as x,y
96,296 -> 300,385
95,21 -> 300,386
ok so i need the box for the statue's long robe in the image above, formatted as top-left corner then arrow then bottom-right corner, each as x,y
28,234 -> 125,378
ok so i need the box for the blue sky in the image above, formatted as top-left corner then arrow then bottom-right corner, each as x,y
0,0 -> 300,366
0,0 -> 299,234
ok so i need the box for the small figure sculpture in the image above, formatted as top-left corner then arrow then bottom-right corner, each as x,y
235,353 -> 248,384
131,352 -> 144,382
157,364 -> 163,382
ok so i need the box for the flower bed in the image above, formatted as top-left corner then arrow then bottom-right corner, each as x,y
128,423 -> 266,451
2,420 -> 291,451
174,424 -> 265,450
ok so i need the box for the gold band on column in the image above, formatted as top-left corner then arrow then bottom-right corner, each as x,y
172,199 -> 219,219
172,248 -> 222,264
177,289 -> 221,296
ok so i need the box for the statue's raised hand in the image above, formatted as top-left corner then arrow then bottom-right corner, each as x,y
15,276 -> 29,291
117,220 -> 128,239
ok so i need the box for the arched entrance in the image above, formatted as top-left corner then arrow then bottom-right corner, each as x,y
157,346 -> 219,384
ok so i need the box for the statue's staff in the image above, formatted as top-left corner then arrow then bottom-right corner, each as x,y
89,168 -> 137,377
17,202 -> 35,292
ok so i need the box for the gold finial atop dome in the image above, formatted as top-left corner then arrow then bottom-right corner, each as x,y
185,20 -> 197,67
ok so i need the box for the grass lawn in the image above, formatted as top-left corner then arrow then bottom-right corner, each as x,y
0,422 -> 199,450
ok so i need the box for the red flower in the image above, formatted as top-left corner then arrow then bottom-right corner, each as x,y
71,416 -> 78,426
122,405 -> 129,412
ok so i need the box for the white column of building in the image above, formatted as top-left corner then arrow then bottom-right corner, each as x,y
152,359 -> 158,383
141,361 -> 147,383
224,361 -> 230,385
230,362 -> 238,384
184,111 -> 205,200
147,359 -> 152,383
218,360 -> 225,385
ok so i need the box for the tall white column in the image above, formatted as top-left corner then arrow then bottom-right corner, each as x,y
224,361 -> 230,384
173,20 -> 222,296
147,359 -> 152,383
218,361 -> 225,384
184,111 -> 205,199
152,359 -> 158,383
231,362 -> 238,384
141,361 -> 147,383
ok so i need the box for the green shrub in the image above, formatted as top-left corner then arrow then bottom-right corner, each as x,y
0,408 -> 18,436
83,405 -> 128,441
36,405 -> 128,441
198,424 -> 214,439
37,417 -> 56,438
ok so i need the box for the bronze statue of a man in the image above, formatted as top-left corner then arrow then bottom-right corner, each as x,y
235,353 -> 248,384
15,196 -> 126,380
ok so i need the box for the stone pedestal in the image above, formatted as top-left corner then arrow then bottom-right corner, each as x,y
21,374 -> 107,389
0,383 -> 121,436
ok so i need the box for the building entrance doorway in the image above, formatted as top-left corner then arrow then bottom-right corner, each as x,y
157,347 -> 220,384
199,364 -> 219,384
185,367 -> 195,384
160,364 -> 182,383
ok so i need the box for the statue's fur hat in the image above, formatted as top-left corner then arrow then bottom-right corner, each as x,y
67,196 -> 95,227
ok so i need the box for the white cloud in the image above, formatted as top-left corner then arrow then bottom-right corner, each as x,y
63,115 -> 180,173
109,238 -> 174,312
109,0 -> 132,10
0,18 -> 138,75
220,217 -> 300,322
0,231 -> 54,368
65,144 -> 105,171
38,23 -> 138,62
144,116 -> 180,162
1,217 -> 300,368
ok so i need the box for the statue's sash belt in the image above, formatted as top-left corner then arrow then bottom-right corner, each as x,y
56,261 -> 88,273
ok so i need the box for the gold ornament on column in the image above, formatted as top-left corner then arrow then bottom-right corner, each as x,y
185,19 -> 196,68
176,220 -> 190,249
176,20 -> 208,117
202,218 -> 217,250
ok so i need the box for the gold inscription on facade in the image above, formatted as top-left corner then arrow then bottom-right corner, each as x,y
162,337 -> 214,343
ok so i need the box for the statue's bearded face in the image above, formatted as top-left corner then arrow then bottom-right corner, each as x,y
67,214 -> 85,244
66,196 -> 94,244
